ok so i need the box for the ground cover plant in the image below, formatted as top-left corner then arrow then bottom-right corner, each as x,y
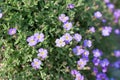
0,0 -> 120,80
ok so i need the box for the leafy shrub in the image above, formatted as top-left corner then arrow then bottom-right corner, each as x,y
0,0 -> 120,80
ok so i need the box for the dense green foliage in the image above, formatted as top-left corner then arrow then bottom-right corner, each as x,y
0,0 -> 119,80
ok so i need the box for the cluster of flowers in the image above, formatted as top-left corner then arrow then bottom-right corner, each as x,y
26,33 -> 48,69
92,50 -> 110,80
55,13 -> 83,47
111,50 -> 120,69
67,3 -> 114,79
72,46 -> 110,80
31,48 -> 48,69
6,1 -> 120,80
94,11 -> 112,37
55,32 -> 83,47
27,33 -> 44,46
71,70 -> 84,80
7,28 -> 48,69
104,0 -> 120,35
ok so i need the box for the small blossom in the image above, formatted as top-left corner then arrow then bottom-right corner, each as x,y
31,58 -> 42,69
59,14 -> 69,23
55,38 -> 65,47
27,36 -> 37,46
114,50 -> 120,57
102,19 -> 107,23
96,73 -> 109,80
34,33 -> 44,42
94,11 -> 102,18
92,57 -> 100,66
37,48 -> 48,59
68,4 -> 75,9
63,22 -> 72,31
104,0 -> 110,3
114,9 -> 120,19
89,26 -> 95,33
93,67 -> 98,75
114,29 -> 120,35
107,3 -> 114,12
73,33 -> 82,42
102,67 -> 108,73
62,33 -> 72,43
72,46 -> 84,56
70,69 -> 79,77
83,39 -> 92,48
77,58 -> 87,69
75,73 -> 84,80
92,49 -> 102,57
0,13 -> 3,18
82,50 -> 89,58
113,60 -> 120,69
100,59 -> 110,68
8,28 -> 17,35
102,26 -> 112,36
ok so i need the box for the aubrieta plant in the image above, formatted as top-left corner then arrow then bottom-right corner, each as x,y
0,0 -> 120,80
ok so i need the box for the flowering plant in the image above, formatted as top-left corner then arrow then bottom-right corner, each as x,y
0,0 -> 120,80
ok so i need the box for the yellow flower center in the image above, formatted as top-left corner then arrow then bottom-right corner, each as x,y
59,40 -> 63,44
34,62 -> 38,65
38,35 -> 41,39
40,51 -> 44,55
80,61 -> 83,65
65,36 -> 69,40
30,40 -> 34,43
65,24 -> 69,27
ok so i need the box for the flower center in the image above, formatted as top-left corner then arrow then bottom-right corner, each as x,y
40,51 -> 44,55
34,62 -> 38,65
30,40 -> 34,43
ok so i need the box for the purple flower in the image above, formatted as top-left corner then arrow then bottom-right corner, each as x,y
94,11 -> 102,18
70,69 -> 79,77
34,33 -> 44,42
37,48 -> 48,59
113,60 -> 120,68
31,58 -> 42,69
82,50 -> 89,58
75,73 -> 84,80
68,4 -> 75,9
63,22 -> 72,31
102,67 -> 108,73
104,0 -> 110,3
62,33 -> 72,43
92,49 -> 102,57
107,3 -> 114,11
92,57 -> 100,66
27,36 -> 37,46
55,38 -> 66,47
114,50 -> 120,57
114,29 -> 120,35
72,46 -> 85,56
102,19 -> 107,23
0,13 -> 3,18
8,28 -> 17,35
102,26 -> 112,36
89,26 -> 95,33
96,73 -> 109,80
93,67 -> 98,75
77,58 -> 87,69
59,14 -> 69,23
73,33 -> 82,42
100,59 -> 110,68
83,39 -> 92,48
114,9 -> 120,19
